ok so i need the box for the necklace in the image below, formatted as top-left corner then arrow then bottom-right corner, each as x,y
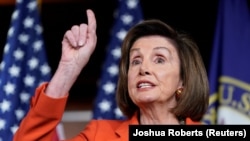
137,113 -> 186,125
178,117 -> 186,125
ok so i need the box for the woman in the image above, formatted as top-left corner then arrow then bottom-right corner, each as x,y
13,9 -> 209,141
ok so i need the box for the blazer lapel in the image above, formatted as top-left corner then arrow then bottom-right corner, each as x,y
110,112 -> 139,141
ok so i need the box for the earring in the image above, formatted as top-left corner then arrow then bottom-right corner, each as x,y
175,88 -> 183,100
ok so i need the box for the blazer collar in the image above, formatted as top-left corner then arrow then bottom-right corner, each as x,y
112,112 -> 139,141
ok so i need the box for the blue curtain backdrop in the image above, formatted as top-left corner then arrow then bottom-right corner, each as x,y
202,0 -> 250,124
92,0 -> 143,120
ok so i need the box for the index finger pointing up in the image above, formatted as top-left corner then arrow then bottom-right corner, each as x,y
86,9 -> 97,34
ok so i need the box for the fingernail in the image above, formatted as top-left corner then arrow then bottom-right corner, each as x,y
78,41 -> 84,46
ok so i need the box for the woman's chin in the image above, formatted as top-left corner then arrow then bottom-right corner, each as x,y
136,96 -> 157,104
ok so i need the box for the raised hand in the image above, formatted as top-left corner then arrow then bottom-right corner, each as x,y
60,9 -> 97,75
45,9 -> 97,98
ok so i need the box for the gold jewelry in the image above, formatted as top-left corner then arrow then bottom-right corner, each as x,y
176,89 -> 182,95
175,88 -> 183,100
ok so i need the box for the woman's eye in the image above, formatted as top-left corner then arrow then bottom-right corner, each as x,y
156,57 -> 165,64
131,59 -> 141,65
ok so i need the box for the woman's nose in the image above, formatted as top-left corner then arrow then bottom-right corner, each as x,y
139,63 -> 151,75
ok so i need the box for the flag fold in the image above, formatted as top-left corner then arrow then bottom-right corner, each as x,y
202,0 -> 250,125
0,0 -> 52,140
92,0 -> 143,120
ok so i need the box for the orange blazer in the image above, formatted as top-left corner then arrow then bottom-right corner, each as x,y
13,83 -> 200,141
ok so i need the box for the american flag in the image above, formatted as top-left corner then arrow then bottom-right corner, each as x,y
92,0 -> 143,120
0,0 -> 51,140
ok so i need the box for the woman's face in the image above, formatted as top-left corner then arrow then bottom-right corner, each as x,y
128,35 -> 183,107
